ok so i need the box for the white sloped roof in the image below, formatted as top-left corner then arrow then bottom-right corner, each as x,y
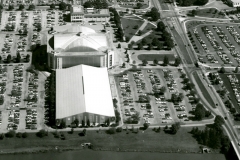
56,65 -> 115,119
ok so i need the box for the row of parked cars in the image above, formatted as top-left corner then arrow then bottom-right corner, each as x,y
227,74 -> 240,104
4,12 -> 16,31
119,74 -> 134,117
10,65 -> 24,109
46,10 -> 65,28
26,72 -> 38,107
193,27 -> 209,53
26,109 -> 37,130
7,110 -> 19,130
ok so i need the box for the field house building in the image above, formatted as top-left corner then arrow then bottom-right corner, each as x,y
47,25 -> 114,69
56,64 -> 115,126
70,5 -> 110,22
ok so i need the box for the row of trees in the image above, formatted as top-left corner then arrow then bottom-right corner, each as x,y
109,8 -> 124,41
8,4 -> 35,11
83,0 -> 108,9
176,0 -> 208,6
145,7 -> 160,21
190,115 -> 230,153
0,130 -> 28,139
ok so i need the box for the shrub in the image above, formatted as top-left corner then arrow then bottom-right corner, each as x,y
116,127 -> 122,132
22,132 -> 28,138
36,129 -> 47,138
5,130 -> 16,138
107,127 -> 116,134
0,133 -> 4,140
16,132 -> 22,138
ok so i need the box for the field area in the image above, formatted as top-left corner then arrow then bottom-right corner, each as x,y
0,127 -> 201,153
187,8 -> 227,19
138,54 -> 175,61
192,72 -> 215,107
121,18 -> 144,41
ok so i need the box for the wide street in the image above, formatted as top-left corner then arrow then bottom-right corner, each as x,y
149,0 -> 240,158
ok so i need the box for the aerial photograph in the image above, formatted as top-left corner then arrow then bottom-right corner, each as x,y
0,0 -> 240,159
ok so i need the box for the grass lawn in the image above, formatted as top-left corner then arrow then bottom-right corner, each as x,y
0,127 -> 201,152
136,31 -> 163,44
138,54 -> 175,61
189,8 -> 226,19
192,72 -> 216,107
140,23 -> 156,35
220,74 -> 240,113
121,18 -> 144,41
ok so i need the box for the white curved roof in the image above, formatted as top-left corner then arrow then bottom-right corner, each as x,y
53,26 -> 108,52
56,65 -> 115,119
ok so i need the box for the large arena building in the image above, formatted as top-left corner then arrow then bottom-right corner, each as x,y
47,25 -> 114,69
56,64 -> 115,126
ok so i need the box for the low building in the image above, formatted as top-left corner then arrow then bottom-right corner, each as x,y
56,64 -> 115,126
70,5 -> 110,22
230,0 -> 240,7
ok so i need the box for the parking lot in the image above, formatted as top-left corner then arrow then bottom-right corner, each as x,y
191,23 -> 240,66
115,69 -> 195,126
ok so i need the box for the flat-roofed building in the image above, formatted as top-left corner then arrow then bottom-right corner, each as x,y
56,64 -> 115,126
70,5 -> 110,22
47,25 -> 114,69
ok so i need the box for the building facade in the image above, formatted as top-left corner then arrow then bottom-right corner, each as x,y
70,5 -> 110,22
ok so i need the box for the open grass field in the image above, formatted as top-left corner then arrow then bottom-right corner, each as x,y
138,54 -> 175,61
136,31 -> 163,44
192,72 -> 216,107
219,74 -> 240,113
140,23 -> 156,35
188,8 -> 227,19
0,127 -> 201,152
121,18 -> 144,41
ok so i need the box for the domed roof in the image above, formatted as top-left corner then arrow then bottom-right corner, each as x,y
64,26 -> 96,34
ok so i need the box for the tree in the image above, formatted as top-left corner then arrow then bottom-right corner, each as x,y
50,3 -> 55,9
171,124 -> 178,134
142,60 -> 148,66
8,5 -> 14,10
81,120 -> 85,127
74,119 -> 79,127
157,21 -> 165,31
0,4 -> 3,10
122,63 -> 126,68
138,42 -> 143,50
82,129 -> 87,136
59,2 -> 67,10
235,66 -> 238,73
195,103 -> 205,120
7,54 -> 11,63
36,129 -> 47,138
214,115 -> 225,126
83,1 -> 92,8
163,55 -> 169,66
160,86 -> 166,93
146,7 -> 160,21
143,122 -> 149,130
16,52 -> 21,63
192,9 -> 197,16
22,132 -> 28,138
60,120 -> 66,128
135,2 -> 143,9
174,57 -> 181,66
153,59 -> 158,65
26,54 -> 30,62
19,4 -> 24,10
16,132 -> 22,138
107,127 -> 116,134
28,4 -> 35,10
183,78 -> 189,84
148,43 -> 153,50
219,67 -> 225,73
87,119 -> 90,126
116,127 -> 122,132
128,43 -> 132,49
118,43 -> 121,48
0,133 -> 4,140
